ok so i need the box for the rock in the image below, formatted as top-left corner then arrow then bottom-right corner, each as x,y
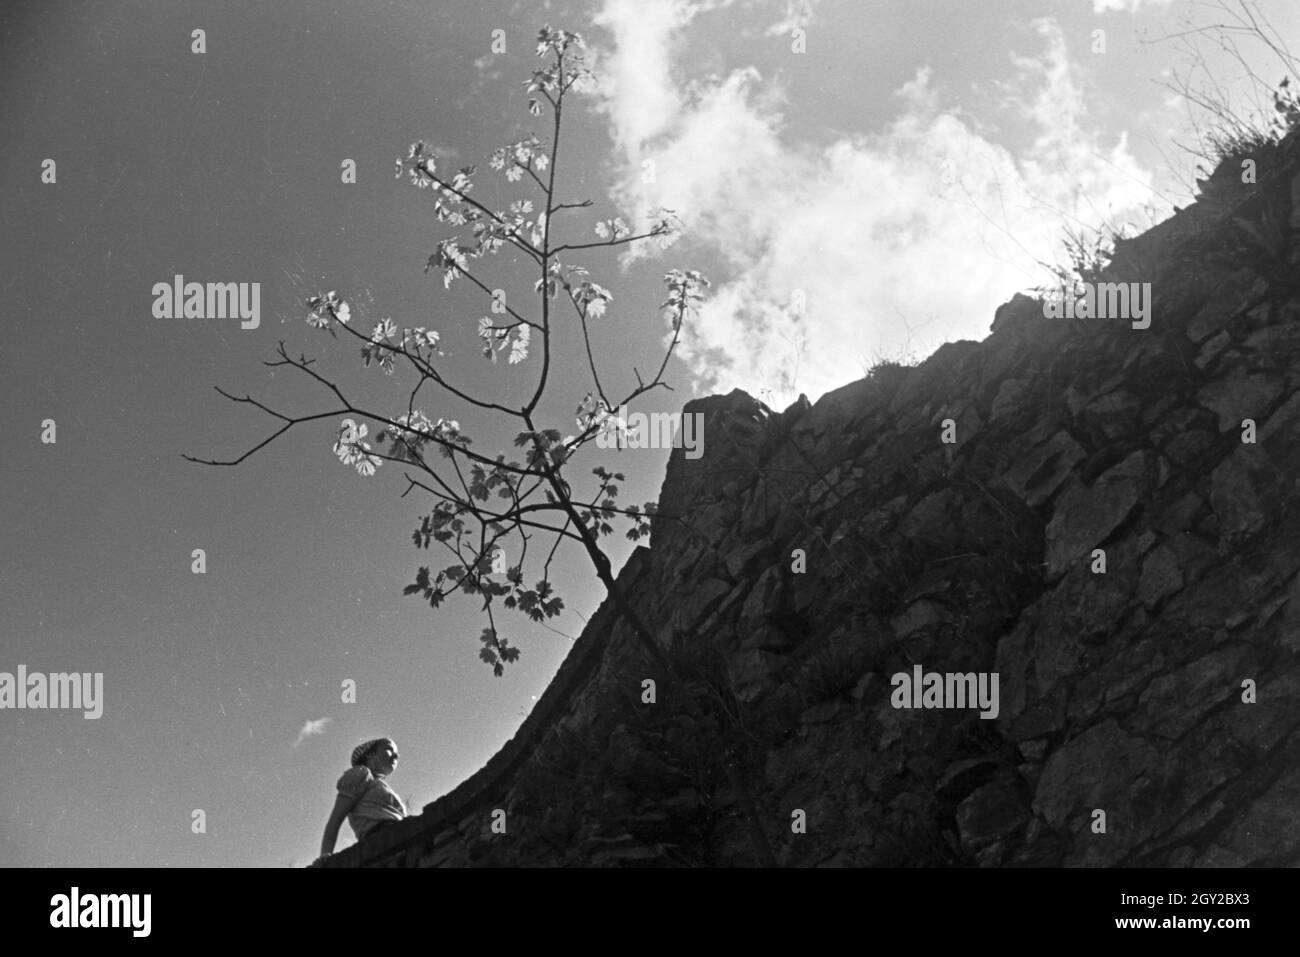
1132,645 -> 1250,740
1160,429 -> 1216,471
988,377 -> 1030,423
724,540 -> 771,580
1243,322 -> 1300,365
957,781 -> 1030,853
1003,430 -> 1086,508
890,599 -> 947,639
1185,269 -> 1266,342
740,624 -> 793,651
1044,451 -> 1151,580
1033,720 -> 1159,828
936,757 -> 1001,804
1209,451 -> 1271,543
1194,766 -> 1300,865
668,578 -> 734,634
337,142 -> 1300,869
1197,372 -> 1285,432
1079,388 -> 1144,441
1137,543 -> 1184,609
1065,373 -> 1125,418
1259,391 -> 1300,452
1195,331 -> 1232,369
852,673 -> 877,701
1224,666 -> 1300,757
731,649 -> 783,702
812,376 -> 878,430
800,700 -> 843,724
990,292 -> 1042,335
738,566 -> 781,633
1018,739 -> 1048,762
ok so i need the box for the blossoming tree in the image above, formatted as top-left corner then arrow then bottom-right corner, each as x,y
186,27 -> 703,678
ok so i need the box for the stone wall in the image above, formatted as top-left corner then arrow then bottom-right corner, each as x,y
323,126 -> 1300,867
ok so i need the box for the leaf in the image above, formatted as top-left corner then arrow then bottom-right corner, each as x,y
508,324 -> 531,364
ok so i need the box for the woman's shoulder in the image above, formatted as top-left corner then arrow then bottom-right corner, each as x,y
336,765 -> 374,794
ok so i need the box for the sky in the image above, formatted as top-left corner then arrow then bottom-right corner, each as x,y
1,0 -> 1296,867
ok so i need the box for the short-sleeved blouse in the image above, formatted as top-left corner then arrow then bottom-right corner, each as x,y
336,765 -> 407,840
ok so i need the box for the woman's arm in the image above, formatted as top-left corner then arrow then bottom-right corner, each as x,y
319,793 -> 355,858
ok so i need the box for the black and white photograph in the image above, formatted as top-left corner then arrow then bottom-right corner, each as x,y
2,0 -> 1297,938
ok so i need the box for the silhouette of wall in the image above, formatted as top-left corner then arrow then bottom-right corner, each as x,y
322,125 -> 1300,867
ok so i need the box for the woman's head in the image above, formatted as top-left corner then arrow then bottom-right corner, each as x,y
350,737 -> 399,776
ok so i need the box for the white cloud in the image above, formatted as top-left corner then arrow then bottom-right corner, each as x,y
591,4 -> 1162,406
591,0 -> 694,153
764,0 -> 816,36
1090,0 -> 1175,14
293,716 -> 332,748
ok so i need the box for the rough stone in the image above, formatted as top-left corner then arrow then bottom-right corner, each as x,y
1185,269 -> 1267,342
1197,372 -> 1285,432
324,141 -> 1300,869
1003,430 -> 1086,508
1044,451 -> 1151,580
957,781 -> 1030,853
1209,451 -> 1271,544
1137,543 -> 1184,609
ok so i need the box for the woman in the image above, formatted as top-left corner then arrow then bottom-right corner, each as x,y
315,737 -> 409,864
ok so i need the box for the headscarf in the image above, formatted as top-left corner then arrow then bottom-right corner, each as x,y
350,737 -> 394,767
